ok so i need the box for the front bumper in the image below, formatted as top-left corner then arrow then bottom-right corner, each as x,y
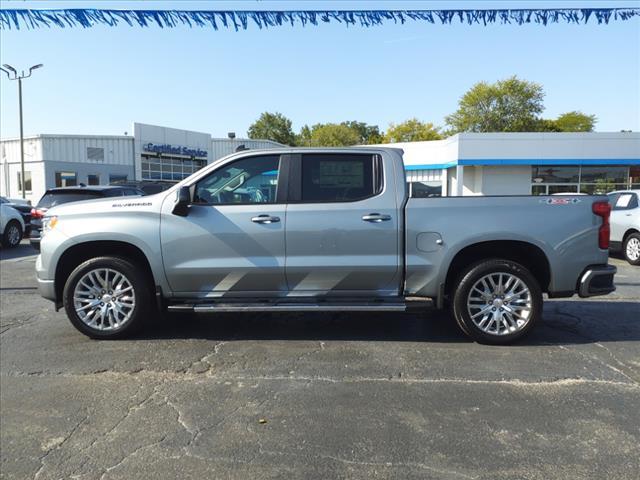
578,264 -> 617,298
35,254 -> 56,303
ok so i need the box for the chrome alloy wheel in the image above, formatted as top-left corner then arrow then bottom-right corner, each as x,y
626,237 -> 640,261
73,268 -> 136,331
466,272 -> 532,336
7,224 -> 21,246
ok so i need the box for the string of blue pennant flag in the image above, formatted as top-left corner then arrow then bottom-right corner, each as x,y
0,7 -> 639,30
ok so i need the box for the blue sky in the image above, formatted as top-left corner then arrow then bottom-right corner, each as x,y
1,1 -> 639,138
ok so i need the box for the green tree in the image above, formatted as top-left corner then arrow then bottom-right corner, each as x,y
554,111 -> 597,132
384,118 -> 442,142
296,125 -> 313,146
533,118 -> 563,132
247,112 -> 296,145
445,76 -> 545,133
340,121 -> 384,144
306,123 -> 361,146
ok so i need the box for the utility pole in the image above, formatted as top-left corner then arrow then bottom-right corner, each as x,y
1,63 -> 44,198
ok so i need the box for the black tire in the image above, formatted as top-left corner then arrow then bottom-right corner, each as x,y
452,259 -> 542,345
2,220 -> 23,248
63,256 -> 152,339
622,233 -> 640,266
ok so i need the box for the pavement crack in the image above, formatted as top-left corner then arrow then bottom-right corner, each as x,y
557,344 -> 639,385
182,341 -> 227,374
34,415 -> 89,480
3,370 -> 639,388
164,395 -> 197,441
99,434 -> 168,480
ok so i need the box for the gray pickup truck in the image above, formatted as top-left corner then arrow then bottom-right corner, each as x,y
36,148 -> 616,344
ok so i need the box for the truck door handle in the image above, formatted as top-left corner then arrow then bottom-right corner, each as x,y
251,215 -> 280,224
362,213 -> 391,222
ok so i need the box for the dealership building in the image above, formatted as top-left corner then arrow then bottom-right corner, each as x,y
0,122 -> 283,203
1,124 -> 639,204
382,132 -> 640,198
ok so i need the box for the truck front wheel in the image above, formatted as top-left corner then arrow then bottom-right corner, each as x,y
63,256 -> 151,339
452,259 -> 542,345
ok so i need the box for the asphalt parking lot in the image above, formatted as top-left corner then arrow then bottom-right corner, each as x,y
1,241 -> 639,480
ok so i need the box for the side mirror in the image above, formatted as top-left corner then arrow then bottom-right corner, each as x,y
172,186 -> 191,216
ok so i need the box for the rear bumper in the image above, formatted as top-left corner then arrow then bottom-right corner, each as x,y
30,228 -> 41,251
578,264 -> 617,298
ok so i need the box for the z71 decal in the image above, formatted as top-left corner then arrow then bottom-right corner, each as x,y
540,198 -> 582,205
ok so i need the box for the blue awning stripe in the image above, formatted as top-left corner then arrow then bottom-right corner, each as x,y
405,158 -> 640,170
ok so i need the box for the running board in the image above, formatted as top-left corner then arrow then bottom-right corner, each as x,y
167,298 -> 433,314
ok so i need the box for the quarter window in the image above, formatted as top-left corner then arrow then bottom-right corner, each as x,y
301,154 -> 379,203
194,155 -> 280,205
612,193 -> 638,210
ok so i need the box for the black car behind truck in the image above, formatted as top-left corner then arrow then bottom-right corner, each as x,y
29,185 -> 143,250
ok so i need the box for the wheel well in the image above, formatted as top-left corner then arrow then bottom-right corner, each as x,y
54,241 -> 155,303
623,229 -> 640,242
444,241 -> 551,296
5,218 -> 22,229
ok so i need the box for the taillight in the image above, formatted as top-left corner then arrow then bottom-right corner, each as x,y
592,201 -> 611,249
30,208 -> 44,219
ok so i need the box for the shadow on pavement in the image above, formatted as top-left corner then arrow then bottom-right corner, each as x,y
0,241 -> 37,261
136,300 -> 640,345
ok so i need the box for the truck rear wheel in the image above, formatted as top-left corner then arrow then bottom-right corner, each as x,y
63,256 -> 151,339
452,259 -> 542,345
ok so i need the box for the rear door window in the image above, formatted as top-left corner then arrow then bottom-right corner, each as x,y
300,154 -> 379,203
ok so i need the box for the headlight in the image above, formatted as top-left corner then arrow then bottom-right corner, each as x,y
41,216 -> 58,236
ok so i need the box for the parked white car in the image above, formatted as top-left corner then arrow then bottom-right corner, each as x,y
608,190 -> 640,265
0,204 -> 26,248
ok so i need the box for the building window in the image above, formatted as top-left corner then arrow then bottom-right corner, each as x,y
630,166 -> 640,189
531,165 -> 633,195
409,181 -> 442,198
17,171 -> 32,193
141,154 -> 207,182
531,166 -> 580,184
55,171 -> 77,187
109,174 -> 128,184
87,147 -> 104,162
88,174 -> 100,185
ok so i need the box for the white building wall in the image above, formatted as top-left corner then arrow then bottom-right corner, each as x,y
42,135 -> 133,166
480,166 -> 532,195
457,132 -> 640,161
3,160 -> 46,203
1,137 -> 45,202
370,137 -> 458,169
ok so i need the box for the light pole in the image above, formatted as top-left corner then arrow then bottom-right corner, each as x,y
1,63 -> 44,199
